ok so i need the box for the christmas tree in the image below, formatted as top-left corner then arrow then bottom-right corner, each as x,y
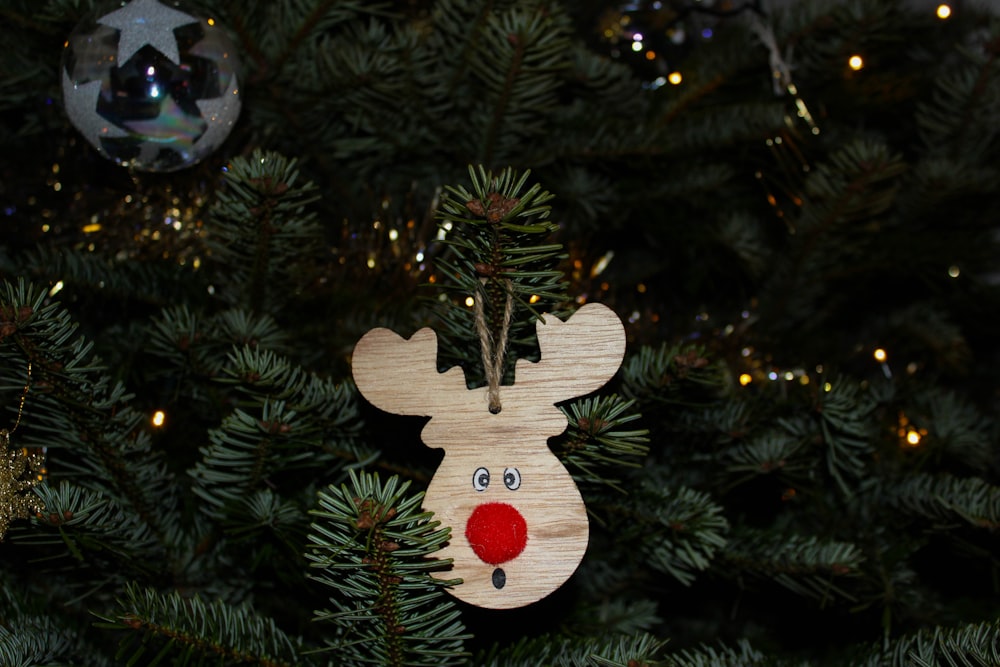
2,0 -> 999,664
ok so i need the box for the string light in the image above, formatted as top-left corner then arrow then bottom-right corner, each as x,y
591,250 -> 613,277
873,348 -> 887,362
739,373 -> 752,386
848,55 -> 864,71
668,71 -> 683,85
465,296 -> 475,307
151,410 -> 166,428
897,413 -> 927,448
936,4 -> 951,19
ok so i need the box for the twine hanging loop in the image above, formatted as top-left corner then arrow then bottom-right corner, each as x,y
473,279 -> 514,414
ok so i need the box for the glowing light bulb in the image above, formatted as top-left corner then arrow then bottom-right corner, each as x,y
905,429 -> 921,446
936,4 -> 951,19
848,55 -> 864,71
739,373 -> 752,386
152,410 -> 166,428
465,296 -> 475,307
873,348 -> 887,362
668,71 -> 683,85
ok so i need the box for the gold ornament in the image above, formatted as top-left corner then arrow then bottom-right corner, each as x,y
0,363 -> 45,541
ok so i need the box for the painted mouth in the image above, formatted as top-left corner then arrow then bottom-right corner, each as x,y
492,567 -> 506,589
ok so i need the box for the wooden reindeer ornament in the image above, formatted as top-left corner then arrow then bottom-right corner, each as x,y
351,302 -> 626,609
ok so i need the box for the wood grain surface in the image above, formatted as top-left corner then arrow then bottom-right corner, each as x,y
352,302 -> 626,608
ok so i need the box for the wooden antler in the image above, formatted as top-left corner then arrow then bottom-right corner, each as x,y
352,327 -> 469,417
512,302 -> 626,405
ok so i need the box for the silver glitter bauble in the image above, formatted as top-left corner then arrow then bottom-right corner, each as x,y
61,0 -> 242,172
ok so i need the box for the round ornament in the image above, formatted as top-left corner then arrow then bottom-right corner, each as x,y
61,0 -> 242,172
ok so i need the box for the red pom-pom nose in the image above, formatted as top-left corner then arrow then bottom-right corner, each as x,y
465,502 -> 528,565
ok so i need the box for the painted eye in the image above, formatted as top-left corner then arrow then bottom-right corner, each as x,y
473,467 -> 490,492
503,467 -> 521,491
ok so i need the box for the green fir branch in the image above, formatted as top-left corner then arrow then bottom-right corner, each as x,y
662,639 -> 780,667
916,27 -> 1000,160
620,342 -> 727,410
890,473 -> 1000,530
476,631 -> 667,667
306,470 -> 468,667
0,576 -> 109,667
719,530 -> 865,605
569,598 -> 663,637
11,245 -> 207,311
430,165 -> 569,377
468,3 -> 573,165
189,400 -> 316,519
611,471 -> 730,586
205,150 -> 323,312
92,582 -> 305,667
550,394 -> 649,493
0,619 -> 102,667
0,279 -> 182,546
189,344 -> 367,522
12,481 -> 162,576
722,429 -> 812,489
806,377 -> 877,495
860,618 -> 1000,667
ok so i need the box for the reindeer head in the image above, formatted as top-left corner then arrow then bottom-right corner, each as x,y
351,302 -> 626,609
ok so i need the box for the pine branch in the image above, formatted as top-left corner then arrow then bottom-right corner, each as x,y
916,24 -> 1000,160
890,472 -> 1000,531
899,387 -> 996,473
205,150 -> 323,312
0,575 -> 109,667
92,582 -> 305,667
306,470 -> 469,667
145,305 -> 291,389
569,598 -> 663,637
475,631 -> 667,667
860,618 -> 1000,667
10,245 -> 208,311
11,481 -> 163,580
189,355 -> 367,522
721,428 -> 812,489
718,529 -> 865,605
550,394 -> 649,493
430,165 -> 569,377
798,377 -> 877,495
0,279 -> 183,547
620,342 -> 727,410
662,639 -> 785,667
606,470 -> 730,587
